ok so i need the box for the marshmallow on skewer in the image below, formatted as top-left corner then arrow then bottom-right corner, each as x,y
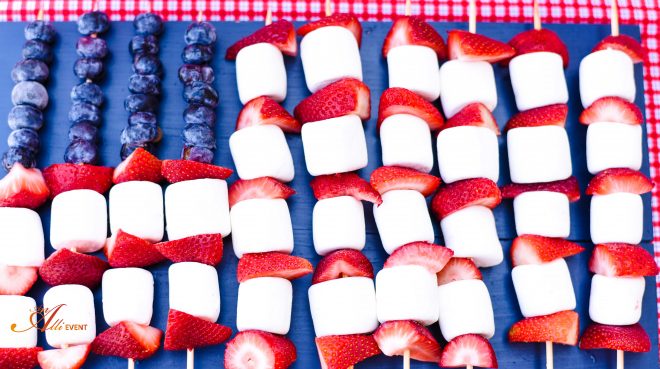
380,114 -> 434,173
50,189 -> 108,253
229,124 -> 295,182
313,195 -> 365,256
437,279 -> 495,342
0,296 -> 38,348
236,43 -> 287,105
441,206 -> 503,268
586,122 -> 642,174
373,190 -> 435,254
436,125 -> 499,184
588,274 -> 644,326
230,198 -> 294,258
513,191 -> 570,238
375,265 -> 439,326
168,262 -> 220,323
507,125 -> 572,184
237,277 -> 293,335
387,45 -> 440,101
590,193 -> 643,245
511,259 -> 576,318
109,181 -> 164,242
102,268 -> 154,327
579,49 -> 635,109
439,60 -> 497,118
43,284 -> 97,348
509,51 -> 568,112
0,207 -> 44,266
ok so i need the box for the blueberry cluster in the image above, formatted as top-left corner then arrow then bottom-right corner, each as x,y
3,20 -> 57,171
64,11 -> 110,165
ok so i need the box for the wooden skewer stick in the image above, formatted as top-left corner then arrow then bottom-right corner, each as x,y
403,349 -> 411,369
611,0 -> 619,36
325,0 -> 332,17
546,341 -> 554,369
468,0 -> 477,34
405,0 -> 411,16
265,7 -> 272,26
616,350 -> 624,369
467,365 -> 473,369
197,9 -> 203,22
128,358 -> 135,369
533,0 -> 542,31
187,348 -> 195,369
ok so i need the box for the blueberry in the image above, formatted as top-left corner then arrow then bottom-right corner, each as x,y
183,82 -> 218,107
134,13 -> 163,36
120,142 -> 154,160
71,82 -> 103,106
73,58 -> 104,80
133,54 -> 162,75
183,104 -> 216,127
11,59 -> 49,83
68,102 -> 100,125
182,145 -> 214,163
8,105 -> 43,130
128,111 -> 157,126
182,44 -> 213,64
77,11 -> 110,35
68,121 -> 99,142
2,147 -> 36,171
184,22 -> 216,46
129,35 -> 159,55
12,81 -> 48,110
76,36 -> 108,58
128,74 -> 161,95
64,139 -> 98,165
178,64 -> 214,84
8,128 -> 40,153
120,123 -> 159,145
22,39 -> 52,62
182,123 -> 216,149
124,94 -> 158,113
25,21 -> 56,43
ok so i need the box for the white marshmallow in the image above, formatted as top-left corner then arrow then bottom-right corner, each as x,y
587,122 -> 642,174
308,277 -> 378,336
168,262 -> 220,322
236,43 -> 287,105
109,181 -> 163,242
436,126 -> 499,184
230,198 -> 294,258
440,206 -> 503,267
590,193 -> 643,244
375,265 -> 438,326
300,26 -> 362,93
301,115 -> 368,176
589,274 -> 645,326
0,208 -> 44,267
236,277 -> 292,335
387,45 -> 440,101
509,52 -> 569,111
380,114 -> 434,173
0,296 -> 37,348
313,196 -> 365,255
507,126 -> 572,184
102,268 -> 154,327
579,49 -> 636,108
373,190 -> 435,254
43,284 -> 96,348
50,189 -> 107,253
513,191 -> 570,238
229,124 -> 295,182
437,279 -> 495,342
439,60 -> 497,118
511,259 -> 576,318
165,179 -> 231,240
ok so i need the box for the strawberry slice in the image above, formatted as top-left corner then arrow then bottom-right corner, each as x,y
310,172 -> 382,204
43,163 -> 114,198
236,96 -> 301,133
164,309 -> 232,350
506,29 -> 569,67
297,14 -> 362,45
589,243 -> 659,277
294,78 -> 370,124
509,310 -> 579,345
510,235 -> 584,267
92,321 -> 162,360
384,242 -> 453,274
161,159 -> 232,183
586,168 -> 653,195
228,177 -> 295,208
377,87 -> 444,131
312,249 -> 374,285
236,252 -> 313,283
225,20 -> 297,60
592,34 -> 645,64
501,176 -> 580,202
374,320 -> 442,362
316,334 -> 381,369
155,233 -> 223,266
37,344 -> 91,369
442,103 -> 500,135
0,163 -> 49,209
505,104 -> 568,131
0,264 -> 38,295
370,166 -> 441,196
104,230 -> 166,268
113,148 -> 162,184
225,330 -> 297,369
579,323 -> 650,352
448,29 -> 515,62
0,347 -> 42,369
439,334 -> 498,368
431,178 -> 501,219
382,16 -> 447,59
39,249 -> 109,289
436,258 -> 482,286
579,96 -> 643,125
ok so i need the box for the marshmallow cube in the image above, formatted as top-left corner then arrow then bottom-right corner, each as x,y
236,43 -> 287,105
380,114 -> 434,173
587,122 -> 642,174
43,285 -> 96,348
109,181 -> 164,242
230,198 -> 294,258
387,45 -> 441,101
313,196 -> 365,255
439,60 -> 497,118
308,277 -> 378,337
229,124 -> 295,182
50,189 -> 107,253
509,52 -> 569,111
102,268 -> 154,327
0,296 -> 37,348
237,277 -> 293,335
300,26 -> 362,93
507,126 -> 572,184
165,178 -> 231,240
169,262 -> 220,322
590,193 -> 643,244
301,115 -> 368,176
440,206 -> 503,267
373,190 -> 435,254
512,259 -> 576,318
513,191 -> 570,238
375,265 -> 439,326
437,279 -> 495,342
589,274 -> 645,325
580,49 -> 636,108
437,126 -> 499,184
0,208 -> 44,266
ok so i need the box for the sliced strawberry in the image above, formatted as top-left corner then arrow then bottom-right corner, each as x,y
43,163 -> 114,198
370,166 -> 441,196
312,249 -> 374,285
442,103 -> 500,135
431,178 -> 501,219
104,230 -> 166,268
439,334 -> 498,368
509,311 -> 579,345
377,87 -> 444,131
501,176 -> 580,202
113,148 -> 162,184
589,243 -> 659,277
236,96 -> 301,133
374,320 -> 441,362
37,344 -> 91,369
436,258 -> 482,286
586,168 -> 653,195
164,309 -> 232,350
92,321 -> 162,360
297,14 -> 362,45
579,96 -> 643,125
226,20 -> 296,60
0,163 -> 49,209
0,347 -> 42,369
39,249 -> 109,289
237,252 -> 313,283
316,334 -> 380,369
0,264 -> 38,295
505,104 -> 568,131
228,177 -> 295,208
506,29 -> 569,67
593,34 -> 645,64
510,235 -> 584,267
225,330 -> 297,369
448,29 -> 515,62
384,242 -> 453,274
579,323 -> 650,352
382,16 -> 446,59
155,233 -> 223,266
310,172 -> 382,204
161,159 -> 232,183
293,78 -> 370,124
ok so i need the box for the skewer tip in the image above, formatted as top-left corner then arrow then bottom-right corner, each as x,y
265,7 -> 272,26
128,358 -> 135,369
197,9 -> 203,22
37,9 -> 43,21
611,0 -> 620,36
616,350 -> 624,369
404,0 -> 411,16
468,0 -> 477,34
403,349 -> 411,369
325,0 -> 332,17
187,348 -> 195,369
546,341 -> 554,369
533,0 -> 542,30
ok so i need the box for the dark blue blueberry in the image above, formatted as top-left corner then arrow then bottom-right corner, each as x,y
22,39 -> 52,62
12,81 -> 48,110
11,59 -> 49,83
76,36 -> 108,58
71,82 -> 103,106
182,145 -> 214,163
182,123 -> 216,149
178,64 -> 214,84
7,128 -> 40,153
8,105 -> 43,130
120,123 -> 159,145
73,58 -> 104,81
129,35 -> 158,55
77,11 -> 110,35
120,142 -> 154,160
181,44 -> 213,64
183,104 -> 216,127
25,21 -> 56,43
184,22 -> 216,46
128,112 -> 157,126
133,13 -> 163,36
64,139 -> 98,165
128,74 -> 161,95
2,147 -> 36,171
133,54 -> 162,75
68,121 -> 99,142
68,102 -> 100,125
183,82 -> 218,107
124,94 -> 158,113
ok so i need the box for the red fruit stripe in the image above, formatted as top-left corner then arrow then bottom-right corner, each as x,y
509,311 -> 579,345
579,323 -> 650,352
501,176 -> 581,202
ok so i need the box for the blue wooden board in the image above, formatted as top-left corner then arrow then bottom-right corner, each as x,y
0,20 -> 656,368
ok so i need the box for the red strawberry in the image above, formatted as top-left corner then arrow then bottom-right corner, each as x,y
297,14 -> 362,45
439,334 -> 498,368
509,311 -> 579,345
0,347 -> 42,369
225,330 -> 297,369
382,16 -> 447,59
448,30 -> 515,62
370,166 -> 441,196
37,344 -> 91,369
373,320 -> 442,362
0,264 -> 38,295
510,235 -> 584,267
316,334 -> 381,369
161,159 -> 232,183
237,252 -> 313,283
236,96 -> 301,133
431,178 -> 501,219
226,20 -> 296,60
43,163 -> 114,198
443,103 -> 500,135
589,243 -> 659,277
310,172 -> 382,204
228,177 -> 295,208
113,148 -> 162,184
506,29 -> 569,67
164,309 -> 232,350
39,249 -> 109,289
501,176 -> 580,202
312,250 -> 374,284
579,323 -> 650,352
92,321 -> 162,360
155,233 -> 223,266
104,230 -> 166,268
586,168 -> 653,195
592,34 -> 645,64
0,163 -> 49,209
579,96 -> 643,125
377,88 -> 444,131
436,258 -> 482,286
384,242 -> 453,274
505,104 -> 568,131
293,78 -> 371,124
